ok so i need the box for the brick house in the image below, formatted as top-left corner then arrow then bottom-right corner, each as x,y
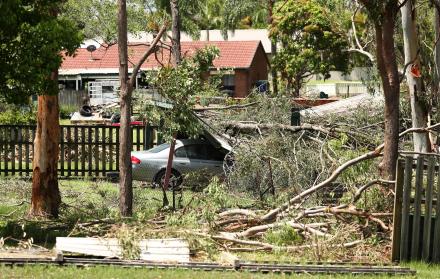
59,41 -> 269,100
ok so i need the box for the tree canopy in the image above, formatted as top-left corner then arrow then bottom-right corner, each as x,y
270,0 -> 348,96
0,0 -> 82,103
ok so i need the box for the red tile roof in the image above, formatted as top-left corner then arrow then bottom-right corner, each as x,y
61,41 -> 264,72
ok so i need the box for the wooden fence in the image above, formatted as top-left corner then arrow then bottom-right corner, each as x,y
392,156 -> 440,263
59,89 -> 88,108
0,124 -> 158,178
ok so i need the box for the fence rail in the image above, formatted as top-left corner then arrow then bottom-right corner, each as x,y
0,124 -> 157,178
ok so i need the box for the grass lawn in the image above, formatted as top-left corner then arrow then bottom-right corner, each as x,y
0,262 -> 437,278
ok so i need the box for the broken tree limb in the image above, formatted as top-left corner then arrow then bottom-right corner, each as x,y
223,121 -> 376,147
261,147 -> 384,222
352,179 -> 395,203
233,221 -> 330,239
193,102 -> 259,111
218,209 -> 258,218
260,122 -> 440,222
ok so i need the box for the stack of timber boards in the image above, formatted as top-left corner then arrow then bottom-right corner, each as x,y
55,237 -> 189,262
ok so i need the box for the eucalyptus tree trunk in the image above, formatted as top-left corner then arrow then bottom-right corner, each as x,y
435,5 -> 440,109
30,71 -> 61,218
162,0 -> 182,203
170,0 -> 181,65
375,7 -> 400,180
267,0 -> 278,95
357,0 -> 401,179
401,0 -> 430,153
117,0 -> 133,216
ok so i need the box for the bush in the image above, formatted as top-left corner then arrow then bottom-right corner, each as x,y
0,109 -> 36,125
60,105 -> 77,119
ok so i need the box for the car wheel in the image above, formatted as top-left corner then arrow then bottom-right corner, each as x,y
153,169 -> 183,190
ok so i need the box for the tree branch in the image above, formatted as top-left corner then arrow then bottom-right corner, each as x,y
128,24 -> 168,89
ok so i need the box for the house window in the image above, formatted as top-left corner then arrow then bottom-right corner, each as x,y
222,75 -> 235,87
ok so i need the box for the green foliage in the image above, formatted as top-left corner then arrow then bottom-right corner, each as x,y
116,224 -> 141,260
59,105 -> 77,120
264,224 -> 303,246
64,0 -> 152,42
139,46 -> 220,139
0,0 -> 83,103
0,107 -> 36,125
270,0 -> 349,95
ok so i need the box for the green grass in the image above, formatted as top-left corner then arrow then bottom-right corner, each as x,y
1,262 -> 438,278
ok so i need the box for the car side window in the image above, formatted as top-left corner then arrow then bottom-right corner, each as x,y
184,144 -> 207,160
175,147 -> 187,158
204,145 -> 225,161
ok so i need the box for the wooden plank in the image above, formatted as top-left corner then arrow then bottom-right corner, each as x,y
88,127 -> 92,176
422,157 -> 436,261
80,127 -> 86,176
433,158 -> 440,262
411,156 -> 425,261
102,127 -> 106,176
94,127 -> 99,176
136,126 -> 141,151
60,126 -> 65,177
18,127 -> 22,175
74,127 -> 79,176
24,127 -> 30,176
109,127 -> 114,171
392,159 -> 405,262
400,156 -> 413,261
56,237 -> 189,262
116,127 -> 120,170
10,128 -> 15,175
3,127 -> 10,176
31,127 -> 35,175
67,127 -> 72,177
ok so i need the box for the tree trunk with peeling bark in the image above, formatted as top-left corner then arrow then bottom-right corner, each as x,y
357,1 -> 401,180
118,0 -> 133,216
170,0 -> 181,66
401,0 -> 430,153
267,0 -> 278,95
376,12 -> 400,180
30,71 -> 61,218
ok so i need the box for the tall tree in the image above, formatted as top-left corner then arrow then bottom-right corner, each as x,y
117,0 -> 167,216
357,0 -> 401,179
161,0 -> 182,199
270,0 -> 348,97
170,0 -> 181,65
401,0 -> 430,153
0,0 -> 82,217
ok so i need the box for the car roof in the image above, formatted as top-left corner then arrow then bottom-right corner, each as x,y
176,139 -> 211,146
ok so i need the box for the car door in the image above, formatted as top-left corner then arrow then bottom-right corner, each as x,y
198,144 -> 225,175
173,146 -> 192,174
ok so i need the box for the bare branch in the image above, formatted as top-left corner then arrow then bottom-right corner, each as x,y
128,24 -> 169,89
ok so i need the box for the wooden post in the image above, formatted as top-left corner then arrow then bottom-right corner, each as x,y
432,158 -> 440,262
400,156 -> 414,261
392,159 -> 405,262
411,156 -> 425,260
422,157 -> 435,261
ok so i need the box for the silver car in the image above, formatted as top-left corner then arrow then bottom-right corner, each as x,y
131,139 -> 226,187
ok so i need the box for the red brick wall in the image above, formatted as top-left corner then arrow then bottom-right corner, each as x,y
234,70 -> 250,98
233,44 -> 268,97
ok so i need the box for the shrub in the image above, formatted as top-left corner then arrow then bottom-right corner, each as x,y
0,109 -> 36,125
59,105 -> 77,119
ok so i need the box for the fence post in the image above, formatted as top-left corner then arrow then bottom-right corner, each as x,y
392,159 -> 405,262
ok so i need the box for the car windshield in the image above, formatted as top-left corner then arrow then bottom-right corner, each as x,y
146,143 -> 170,153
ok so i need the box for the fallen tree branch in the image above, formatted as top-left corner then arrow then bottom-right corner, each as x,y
260,122 -> 440,222
233,221 -> 330,239
193,102 -> 259,111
